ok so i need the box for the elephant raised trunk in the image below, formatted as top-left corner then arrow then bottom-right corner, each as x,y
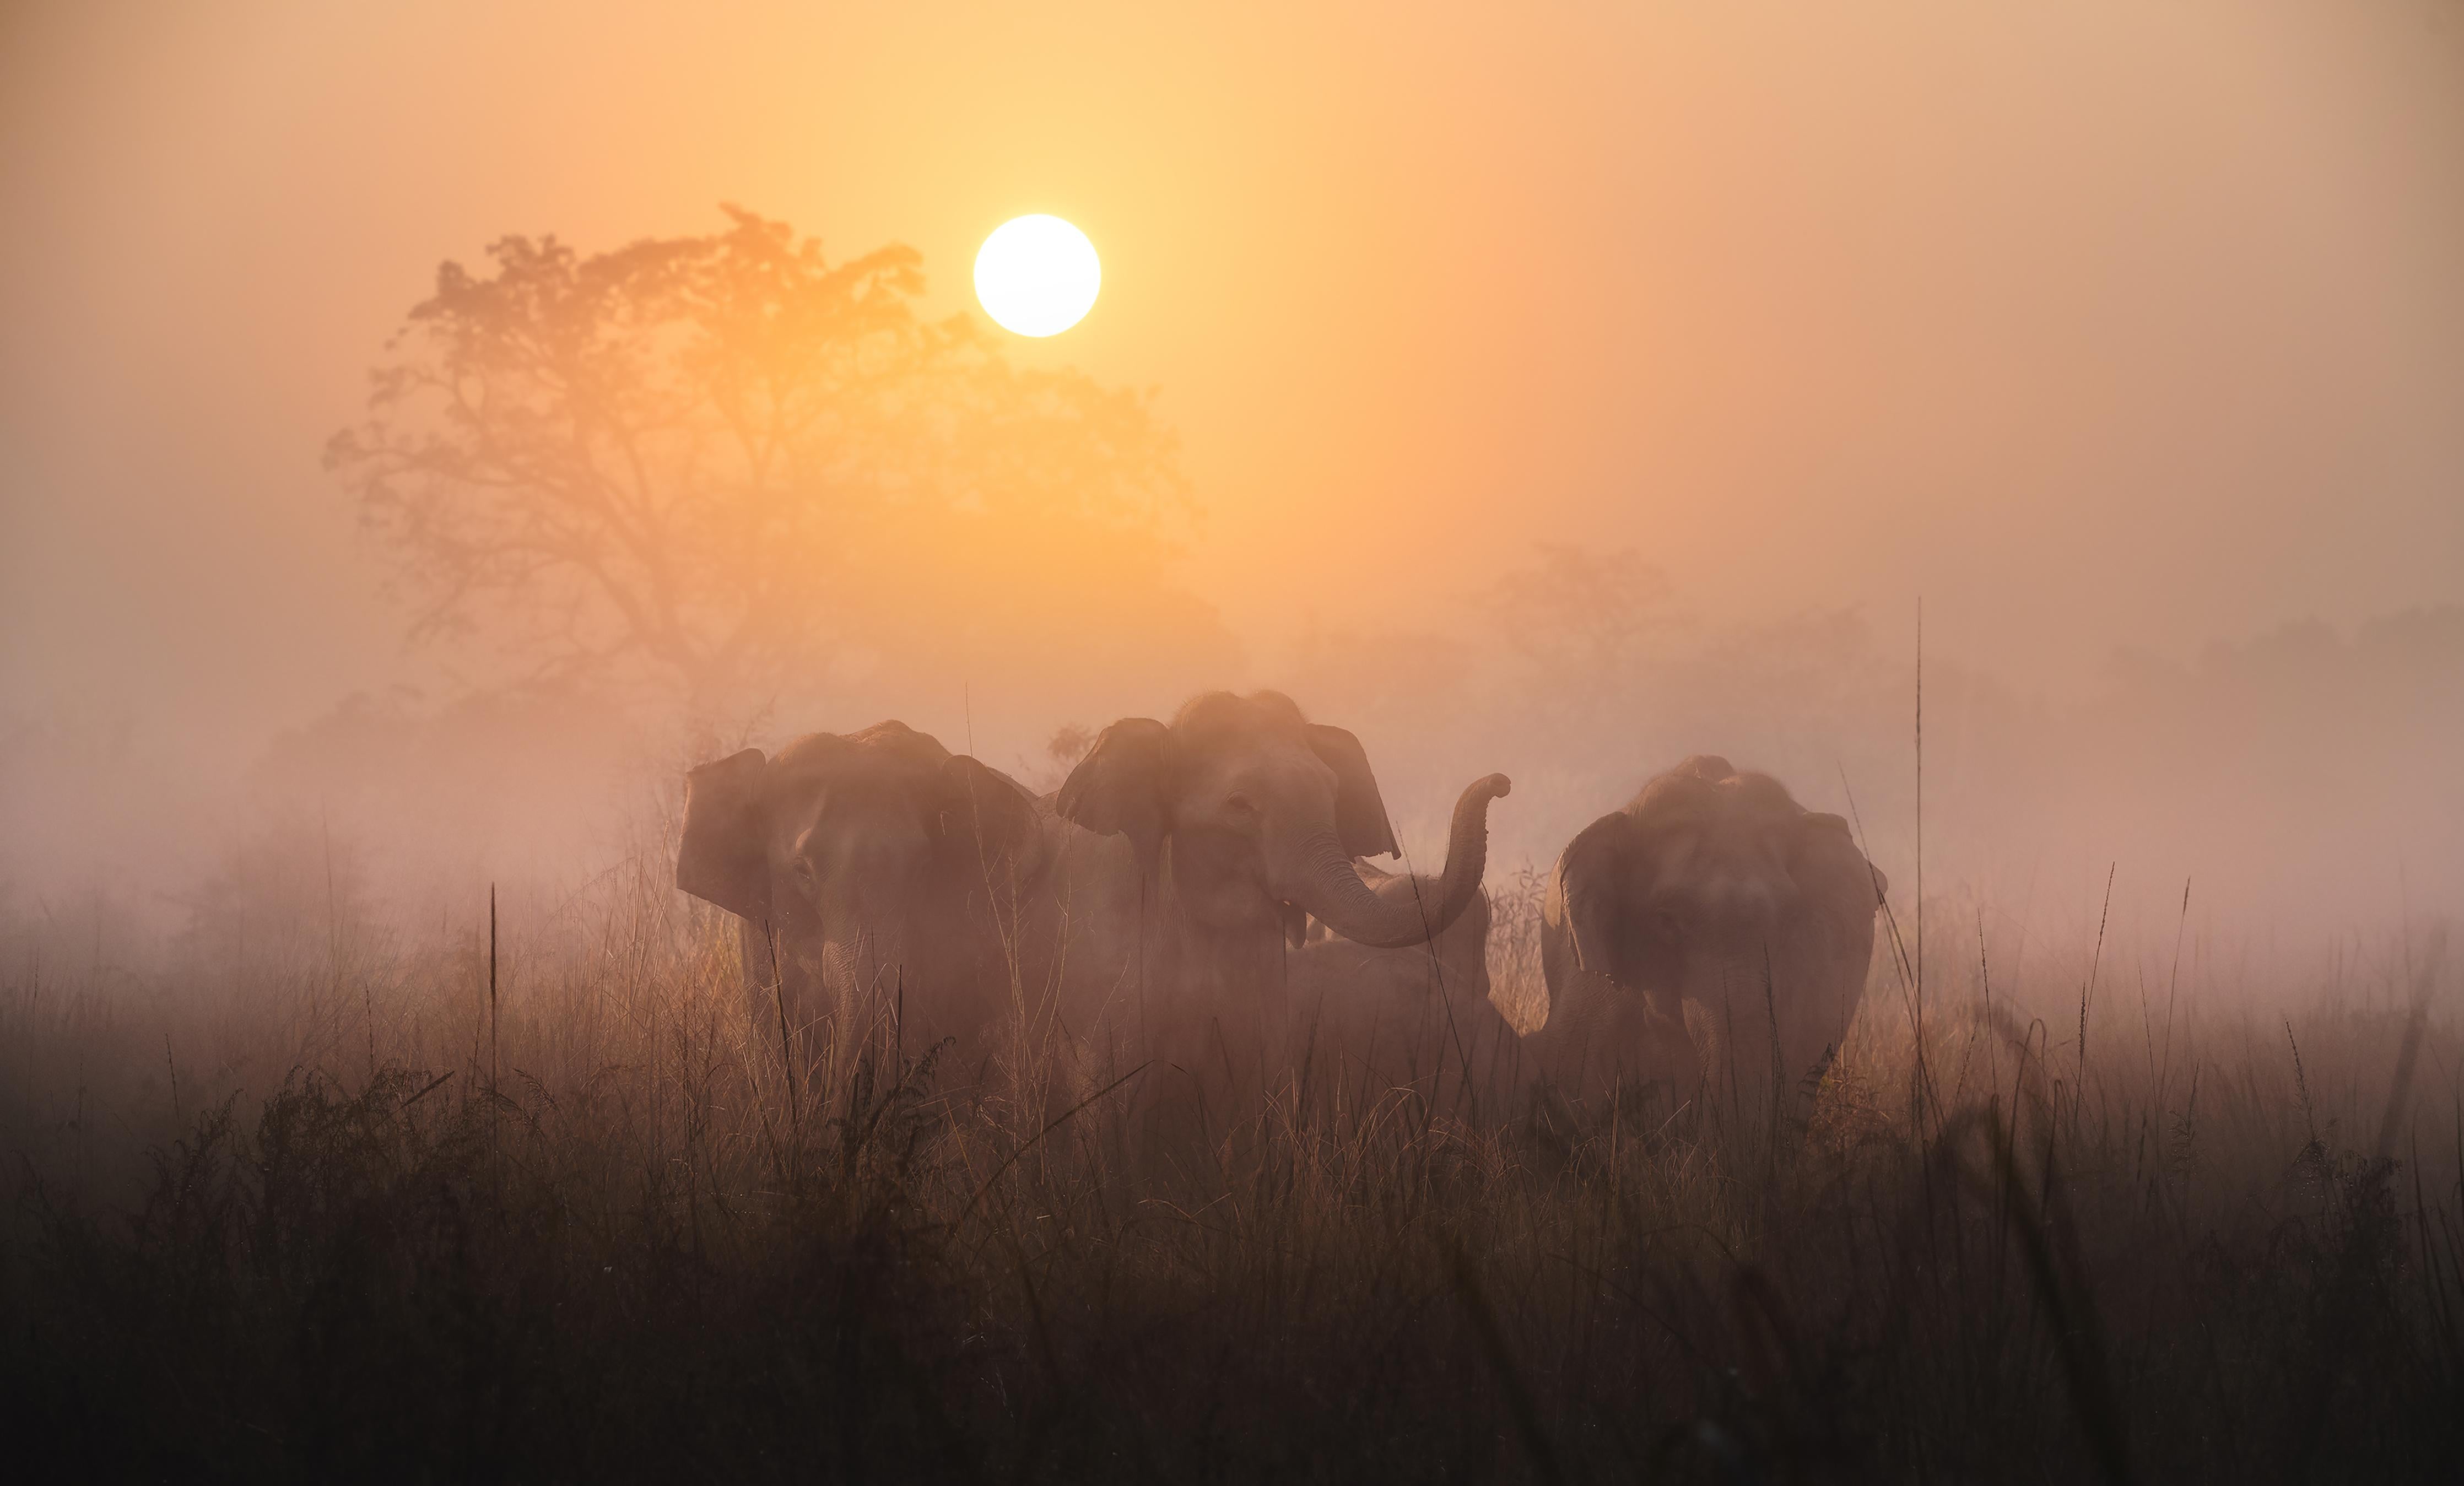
1284,774 -> 1511,949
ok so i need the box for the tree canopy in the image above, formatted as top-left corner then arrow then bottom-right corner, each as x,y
329,208 -> 1224,717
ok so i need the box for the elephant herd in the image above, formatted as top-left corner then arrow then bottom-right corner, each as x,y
677,690 -> 1887,1133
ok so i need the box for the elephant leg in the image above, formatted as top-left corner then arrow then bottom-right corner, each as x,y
1528,966 -> 1608,1096
1694,959 -> 1783,1125
1120,1002 -> 1218,1177
738,916 -> 790,1052
1627,984 -> 1699,1089
1766,936 -> 1872,1119
1701,957 -> 1856,1136
1440,987 -> 1521,1119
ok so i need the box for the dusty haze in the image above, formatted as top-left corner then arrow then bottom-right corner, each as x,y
3,1 -> 2461,965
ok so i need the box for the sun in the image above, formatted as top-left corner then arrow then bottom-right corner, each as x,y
974,215 -> 1101,337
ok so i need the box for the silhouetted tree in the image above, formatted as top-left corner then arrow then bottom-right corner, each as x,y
329,207 -> 1212,715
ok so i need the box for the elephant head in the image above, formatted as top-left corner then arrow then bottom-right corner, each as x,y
1057,691 -> 1509,953
1539,755 -> 1886,1098
676,721 -> 1045,1051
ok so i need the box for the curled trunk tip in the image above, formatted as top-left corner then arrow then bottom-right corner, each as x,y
1295,771 -> 1512,950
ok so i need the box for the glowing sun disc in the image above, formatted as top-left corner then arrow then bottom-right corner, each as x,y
974,215 -> 1101,337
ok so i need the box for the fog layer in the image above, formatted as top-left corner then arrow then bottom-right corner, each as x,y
3,1 -> 2459,963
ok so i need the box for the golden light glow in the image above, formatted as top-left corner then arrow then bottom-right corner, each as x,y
973,214 -> 1101,337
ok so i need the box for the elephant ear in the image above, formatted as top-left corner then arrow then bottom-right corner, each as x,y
678,748 -> 771,922
1304,723 -> 1400,860
1057,717 -> 1175,871
1553,811 -> 1644,986
1798,812 -> 1888,908
938,755 -> 1044,874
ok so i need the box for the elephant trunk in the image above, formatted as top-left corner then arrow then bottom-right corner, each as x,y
1287,774 -> 1511,949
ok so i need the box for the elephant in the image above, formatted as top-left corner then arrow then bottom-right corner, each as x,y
1052,690 -> 1510,1137
676,721 -> 1064,1090
1285,827 -> 1519,1119
1528,754 -> 1885,1117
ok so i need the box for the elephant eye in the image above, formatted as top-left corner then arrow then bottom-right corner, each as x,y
1225,792 -> 1257,817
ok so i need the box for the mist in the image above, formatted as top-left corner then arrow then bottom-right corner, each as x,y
5,0 -> 2462,969
14,8 -> 2464,1476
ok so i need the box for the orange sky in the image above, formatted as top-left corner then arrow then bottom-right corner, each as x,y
4,1 -> 2460,760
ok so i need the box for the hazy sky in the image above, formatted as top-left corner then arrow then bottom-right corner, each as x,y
5,1 -> 2461,766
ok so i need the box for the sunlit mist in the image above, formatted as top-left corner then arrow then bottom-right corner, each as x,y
3,4 -> 2462,1474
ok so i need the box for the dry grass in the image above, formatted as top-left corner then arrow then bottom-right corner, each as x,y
2,850 -> 2458,1483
